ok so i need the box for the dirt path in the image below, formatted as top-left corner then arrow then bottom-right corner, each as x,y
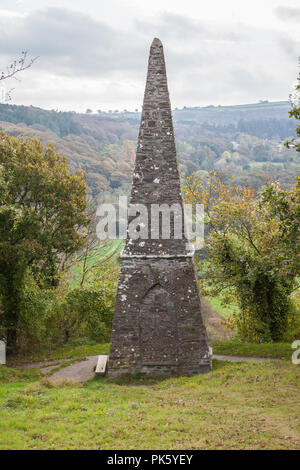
201,297 -> 234,341
16,356 -> 99,382
18,358 -> 68,370
47,355 -> 99,383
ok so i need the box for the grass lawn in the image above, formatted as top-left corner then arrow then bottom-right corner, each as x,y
0,358 -> 299,450
7,343 -> 110,366
211,341 -> 294,360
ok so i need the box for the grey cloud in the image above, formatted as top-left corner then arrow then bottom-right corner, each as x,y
135,12 -> 210,40
1,7 -> 297,78
275,6 -> 300,22
276,36 -> 299,59
1,7 -> 146,77
135,12 -> 249,44
0,6 -> 298,110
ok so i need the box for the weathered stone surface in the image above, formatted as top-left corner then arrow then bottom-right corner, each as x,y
122,37 -> 189,258
0,340 -> 5,365
109,258 -> 211,377
108,38 -> 211,378
95,355 -> 108,376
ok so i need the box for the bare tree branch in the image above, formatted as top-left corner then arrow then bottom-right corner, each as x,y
0,51 -> 39,82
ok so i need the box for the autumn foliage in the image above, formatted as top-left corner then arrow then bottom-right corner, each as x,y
0,133 -> 89,351
184,171 -> 300,342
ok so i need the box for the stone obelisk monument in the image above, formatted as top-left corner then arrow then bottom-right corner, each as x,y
108,38 -> 211,377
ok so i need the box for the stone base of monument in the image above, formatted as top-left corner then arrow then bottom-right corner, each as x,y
107,359 -> 212,379
108,258 -> 212,379
94,354 -> 212,379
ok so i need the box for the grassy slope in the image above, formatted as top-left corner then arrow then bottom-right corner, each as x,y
0,359 -> 299,450
7,343 -> 110,366
70,239 -> 123,288
207,297 -> 239,320
212,341 -> 293,360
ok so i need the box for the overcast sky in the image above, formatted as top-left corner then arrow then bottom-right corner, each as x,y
0,0 -> 299,112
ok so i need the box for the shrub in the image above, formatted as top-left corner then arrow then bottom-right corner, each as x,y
60,288 -> 113,343
4,271 -> 115,354
17,274 -> 64,352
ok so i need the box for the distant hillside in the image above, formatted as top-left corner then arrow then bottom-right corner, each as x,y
0,103 -> 83,137
110,101 -> 295,139
173,101 -> 291,124
0,101 -> 298,198
0,100 -> 295,140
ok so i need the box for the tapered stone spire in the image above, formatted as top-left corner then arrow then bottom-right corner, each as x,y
122,37 -> 189,258
108,39 -> 211,378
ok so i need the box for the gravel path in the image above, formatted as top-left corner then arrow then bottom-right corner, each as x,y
44,356 -> 99,383
15,356 -> 99,382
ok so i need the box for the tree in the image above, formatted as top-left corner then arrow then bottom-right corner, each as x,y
285,74 -> 300,153
1,51 -> 38,102
66,201 -> 119,288
0,133 -> 89,352
184,172 -> 300,342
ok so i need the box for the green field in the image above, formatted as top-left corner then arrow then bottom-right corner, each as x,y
0,355 -> 299,450
1,340 -> 299,450
71,239 -> 123,288
207,296 -> 239,320
212,341 -> 294,360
